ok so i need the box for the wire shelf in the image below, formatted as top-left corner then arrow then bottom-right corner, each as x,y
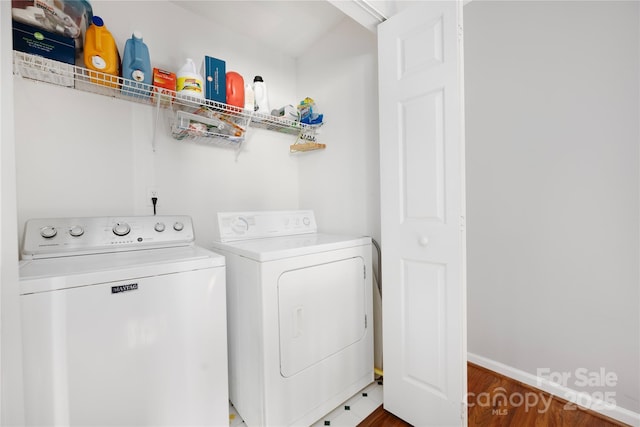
172,110 -> 246,146
12,51 -> 325,150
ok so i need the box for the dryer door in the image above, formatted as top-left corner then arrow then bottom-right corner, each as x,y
278,256 -> 366,377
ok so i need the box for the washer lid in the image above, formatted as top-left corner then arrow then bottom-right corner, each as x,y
19,246 -> 225,295
211,233 -> 371,262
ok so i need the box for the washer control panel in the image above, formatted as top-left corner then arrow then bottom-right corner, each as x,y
215,210 -> 317,242
22,215 -> 194,259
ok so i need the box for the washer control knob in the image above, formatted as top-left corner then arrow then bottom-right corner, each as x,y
173,222 -> 184,232
69,225 -> 84,237
231,217 -> 249,234
113,223 -> 131,236
40,226 -> 57,239
154,222 -> 166,232
303,216 -> 310,226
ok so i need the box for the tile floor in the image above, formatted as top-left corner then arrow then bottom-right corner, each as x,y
229,380 -> 384,427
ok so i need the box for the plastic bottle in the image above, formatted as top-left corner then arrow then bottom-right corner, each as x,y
176,58 -> 204,99
121,31 -> 152,98
226,71 -> 244,109
244,83 -> 255,111
83,16 -> 120,88
253,75 -> 270,113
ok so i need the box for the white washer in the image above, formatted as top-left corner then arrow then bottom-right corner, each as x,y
212,210 -> 373,427
19,215 -> 228,426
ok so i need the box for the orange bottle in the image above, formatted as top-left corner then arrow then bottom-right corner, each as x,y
83,16 -> 120,88
226,71 -> 244,109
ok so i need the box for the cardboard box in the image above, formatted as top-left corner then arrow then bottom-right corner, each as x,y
202,56 -> 226,104
13,20 -> 75,65
12,20 -> 75,87
153,68 -> 176,106
11,0 -> 93,58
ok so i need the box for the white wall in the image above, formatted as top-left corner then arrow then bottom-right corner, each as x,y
13,0 -> 304,248
297,18 -> 380,241
465,0 -> 640,418
1,1 -> 25,424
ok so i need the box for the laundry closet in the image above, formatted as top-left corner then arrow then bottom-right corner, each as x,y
2,0 -> 382,424
10,1 -> 380,246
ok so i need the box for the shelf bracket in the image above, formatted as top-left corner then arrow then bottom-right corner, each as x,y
290,124 -> 325,153
152,95 -> 161,153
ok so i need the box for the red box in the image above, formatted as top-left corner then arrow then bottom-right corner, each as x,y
153,68 -> 176,106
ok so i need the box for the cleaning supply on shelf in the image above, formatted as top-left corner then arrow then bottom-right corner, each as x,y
298,97 -> 323,125
176,58 -> 204,99
271,105 -> 299,121
202,55 -> 226,103
244,82 -> 255,111
193,107 -> 245,137
152,68 -> 176,106
83,16 -> 119,88
253,75 -> 270,113
12,0 -> 93,60
12,21 -> 75,87
226,71 -> 244,109
121,31 -> 151,98
172,107 -> 246,142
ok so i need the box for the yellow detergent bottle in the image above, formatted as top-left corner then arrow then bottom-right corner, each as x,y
83,16 -> 120,88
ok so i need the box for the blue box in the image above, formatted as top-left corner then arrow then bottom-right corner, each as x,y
202,55 -> 226,104
12,0 -> 93,58
12,20 -> 75,65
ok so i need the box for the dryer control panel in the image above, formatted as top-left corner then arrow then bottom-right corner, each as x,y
215,210 -> 317,242
22,215 -> 194,259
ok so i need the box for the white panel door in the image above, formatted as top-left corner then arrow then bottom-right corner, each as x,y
378,1 -> 467,426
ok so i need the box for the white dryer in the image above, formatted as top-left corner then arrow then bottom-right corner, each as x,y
19,215 -> 228,426
212,210 -> 373,427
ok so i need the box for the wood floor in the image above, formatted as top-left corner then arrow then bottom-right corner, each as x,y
357,363 -> 630,427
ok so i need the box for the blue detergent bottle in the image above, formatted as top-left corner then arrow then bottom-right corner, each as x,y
121,31 -> 151,98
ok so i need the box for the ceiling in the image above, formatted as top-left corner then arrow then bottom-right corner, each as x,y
170,1 -> 350,58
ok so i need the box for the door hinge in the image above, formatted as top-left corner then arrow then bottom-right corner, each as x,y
460,401 -> 466,420
364,265 -> 367,279
365,314 -> 368,329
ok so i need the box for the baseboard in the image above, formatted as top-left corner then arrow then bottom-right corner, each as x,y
467,352 -> 640,427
